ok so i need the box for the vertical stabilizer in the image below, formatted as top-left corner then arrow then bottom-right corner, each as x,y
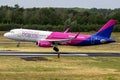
95,19 -> 117,38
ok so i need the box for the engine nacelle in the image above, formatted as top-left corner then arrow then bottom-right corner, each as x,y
37,40 -> 52,47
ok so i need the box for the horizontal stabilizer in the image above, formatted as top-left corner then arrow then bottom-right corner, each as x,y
72,32 -> 80,40
64,28 -> 70,33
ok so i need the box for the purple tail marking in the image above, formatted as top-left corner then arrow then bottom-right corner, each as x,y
95,19 -> 117,38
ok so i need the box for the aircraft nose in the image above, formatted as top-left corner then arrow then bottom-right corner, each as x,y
4,33 -> 9,38
4,33 -> 7,37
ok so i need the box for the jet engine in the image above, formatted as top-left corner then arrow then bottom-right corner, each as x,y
37,40 -> 52,47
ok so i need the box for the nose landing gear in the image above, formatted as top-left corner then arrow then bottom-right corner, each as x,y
17,42 -> 20,47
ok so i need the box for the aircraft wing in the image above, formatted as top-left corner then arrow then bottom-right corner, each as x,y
41,38 -> 71,42
41,32 -> 80,43
40,32 -> 80,52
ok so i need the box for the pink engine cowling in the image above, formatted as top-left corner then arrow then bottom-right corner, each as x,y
37,40 -> 52,47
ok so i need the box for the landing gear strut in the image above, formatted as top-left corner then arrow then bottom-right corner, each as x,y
17,42 -> 20,47
52,42 -> 60,58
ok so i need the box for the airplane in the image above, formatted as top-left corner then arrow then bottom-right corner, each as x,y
4,19 -> 117,52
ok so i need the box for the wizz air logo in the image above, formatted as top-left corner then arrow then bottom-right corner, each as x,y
22,31 -> 38,38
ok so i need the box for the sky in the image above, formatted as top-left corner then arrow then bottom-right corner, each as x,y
0,0 -> 120,9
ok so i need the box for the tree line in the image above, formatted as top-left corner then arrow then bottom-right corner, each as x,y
0,4 -> 120,32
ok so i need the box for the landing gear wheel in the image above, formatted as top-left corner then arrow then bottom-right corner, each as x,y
53,47 -> 60,58
53,47 -> 59,52
17,42 -> 20,47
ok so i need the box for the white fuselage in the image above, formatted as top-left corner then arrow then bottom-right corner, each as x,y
4,29 -> 52,42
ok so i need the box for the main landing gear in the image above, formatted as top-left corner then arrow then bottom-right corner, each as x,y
53,46 -> 60,58
52,42 -> 60,58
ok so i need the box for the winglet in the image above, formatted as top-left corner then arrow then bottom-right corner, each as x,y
64,28 -> 70,33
